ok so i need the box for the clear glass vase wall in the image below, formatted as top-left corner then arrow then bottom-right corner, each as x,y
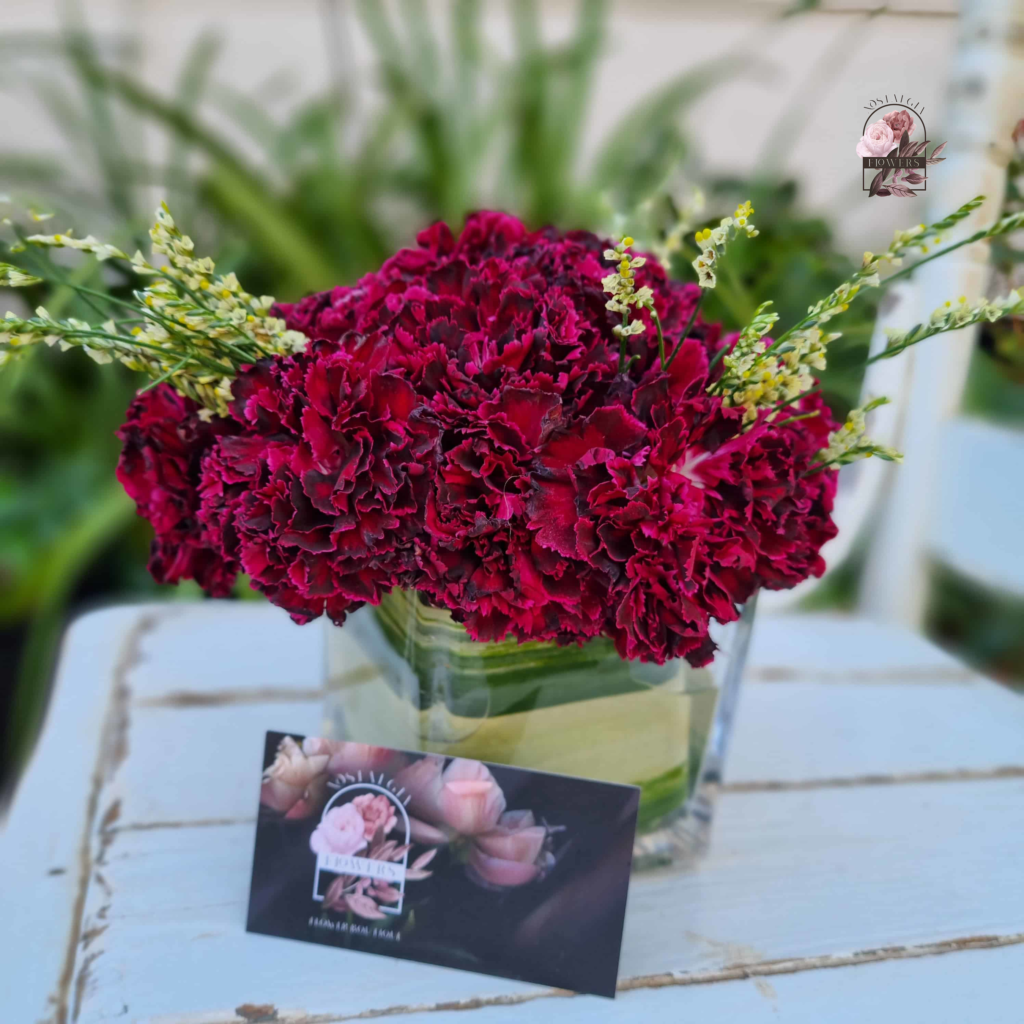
323,590 -> 756,870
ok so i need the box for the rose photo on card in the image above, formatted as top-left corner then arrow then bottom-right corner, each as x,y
247,732 -> 640,998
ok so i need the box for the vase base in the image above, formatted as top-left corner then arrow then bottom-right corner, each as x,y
631,786 -> 716,870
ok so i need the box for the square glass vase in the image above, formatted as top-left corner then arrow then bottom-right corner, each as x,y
323,589 -> 756,871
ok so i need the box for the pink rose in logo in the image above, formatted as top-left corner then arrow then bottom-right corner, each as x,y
352,793 -> 398,840
856,120 -> 896,158
882,109 -> 914,145
309,803 -> 368,857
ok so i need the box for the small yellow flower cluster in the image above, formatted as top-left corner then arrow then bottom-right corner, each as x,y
812,398 -> 902,471
715,198 -> 988,435
714,302 -> 779,420
714,296 -> 832,421
2,204 -> 308,416
733,200 -> 755,229
691,201 -> 759,289
0,307 -> 116,369
701,194 -> 1021,465
602,236 -> 653,337
717,321 -> 842,425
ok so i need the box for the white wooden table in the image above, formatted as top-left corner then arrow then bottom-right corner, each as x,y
3,603 -> 1024,1024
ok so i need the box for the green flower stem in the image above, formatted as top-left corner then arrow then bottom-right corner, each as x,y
771,384 -> 821,412
618,309 -> 629,372
864,315 -> 991,366
137,355 -> 191,393
774,200 -> 1009,349
12,243 -> 125,321
707,340 -> 728,373
775,409 -> 820,428
865,215 -> 1023,301
666,292 -> 704,370
19,273 -> 139,318
652,308 -> 666,368
7,326 -> 233,376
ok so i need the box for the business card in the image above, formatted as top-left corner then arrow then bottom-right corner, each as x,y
247,732 -> 639,998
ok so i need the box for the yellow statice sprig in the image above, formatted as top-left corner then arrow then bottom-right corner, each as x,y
775,196 -> 987,350
713,301 -> 780,418
877,291 -> 1024,362
0,306 -> 217,382
602,235 -> 650,320
603,235 -> 671,368
691,201 -> 759,289
808,398 -> 903,472
719,196 -> 999,427
2,204 -> 308,416
713,310 -> 838,425
710,302 -> 834,424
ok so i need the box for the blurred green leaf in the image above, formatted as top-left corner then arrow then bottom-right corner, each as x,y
5,480 -> 136,771
591,60 -> 735,212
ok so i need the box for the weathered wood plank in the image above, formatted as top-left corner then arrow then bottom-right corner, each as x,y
120,702 -> 320,827
293,941 -> 1024,1024
0,606 -> 151,1024
72,778 -> 1024,1022
111,676 -> 1024,831
125,603 -> 323,701
728,678 -> 1024,784
747,612 -> 969,678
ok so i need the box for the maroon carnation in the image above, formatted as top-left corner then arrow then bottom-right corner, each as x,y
197,345 -> 438,626
116,386 -> 239,595
118,211 -> 839,664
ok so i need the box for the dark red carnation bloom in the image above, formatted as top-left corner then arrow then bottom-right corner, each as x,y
417,384 -> 608,645
197,345 -> 438,626
116,386 -> 239,596
120,211 -> 839,665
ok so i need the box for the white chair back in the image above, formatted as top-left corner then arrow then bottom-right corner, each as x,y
763,0 -> 1024,621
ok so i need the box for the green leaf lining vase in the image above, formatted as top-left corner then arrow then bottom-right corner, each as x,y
323,588 -> 756,869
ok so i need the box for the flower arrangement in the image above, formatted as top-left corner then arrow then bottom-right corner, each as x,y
2,198 -> 1022,669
